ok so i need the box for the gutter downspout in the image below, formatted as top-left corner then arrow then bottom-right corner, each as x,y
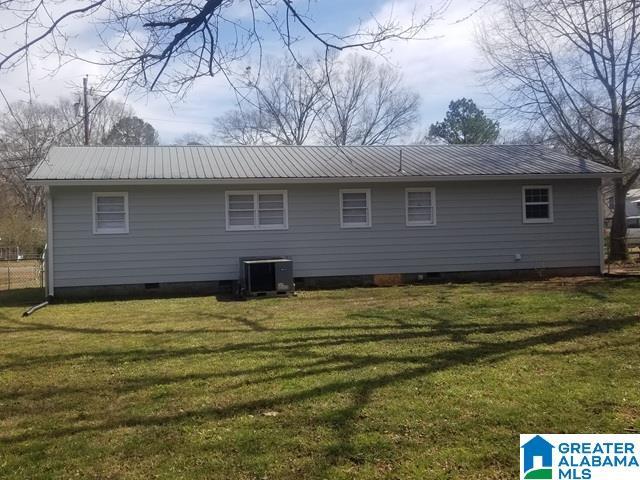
598,178 -> 606,274
23,300 -> 49,317
46,186 -> 55,298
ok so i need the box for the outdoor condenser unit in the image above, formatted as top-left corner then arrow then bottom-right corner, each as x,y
238,257 -> 294,297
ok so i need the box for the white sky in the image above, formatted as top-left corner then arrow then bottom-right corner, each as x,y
0,0 -> 493,143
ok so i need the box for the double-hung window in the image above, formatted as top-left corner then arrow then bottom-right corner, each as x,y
522,186 -> 553,223
93,192 -> 129,234
340,189 -> 371,228
226,190 -> 288,231
405,188 -> 436,226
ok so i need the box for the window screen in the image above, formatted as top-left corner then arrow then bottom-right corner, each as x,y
94,193 -> 128,234
226,191 -> 287,230
340,190 -> 371,227
406,189 -> 435,226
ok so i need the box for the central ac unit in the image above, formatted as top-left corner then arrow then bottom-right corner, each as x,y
238,257 -> 294,297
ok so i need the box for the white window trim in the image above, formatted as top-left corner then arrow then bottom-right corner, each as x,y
522,185 -> 554,224
92,192 -> 129,234
225,190 -> 288,231
339,188 -> 371,228
405,187 -> 436,227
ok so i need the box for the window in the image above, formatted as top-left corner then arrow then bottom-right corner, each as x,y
340,189 -> 371,228
225,190 -> 288,231
627,217 -> 640,229
93,192 -> 129,234
406,188 -> 436,226
522,186 -> 553,223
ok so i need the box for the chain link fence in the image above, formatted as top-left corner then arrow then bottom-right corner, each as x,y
0,254 -> 45,291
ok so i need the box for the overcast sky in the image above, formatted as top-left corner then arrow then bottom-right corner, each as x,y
0,0 -> 493,144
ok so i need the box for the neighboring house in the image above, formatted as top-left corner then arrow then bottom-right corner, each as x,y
628,188 -> 640,217
27,145 -> 619,299
0,245 -> 19,261
604,187 -> 640,222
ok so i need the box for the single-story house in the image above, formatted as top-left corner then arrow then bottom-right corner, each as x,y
28,145 -> 619,299
604,187 -> 640,222
629,188 -> 640,214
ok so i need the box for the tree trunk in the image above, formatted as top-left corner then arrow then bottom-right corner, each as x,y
609,178 -> 628,261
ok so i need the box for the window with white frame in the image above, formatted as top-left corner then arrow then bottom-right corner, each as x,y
93,192 -> 129,234
340,189 -> 371,228
522,186 -> 553,223
226,190 -> 288,230
406,188 -> 436,226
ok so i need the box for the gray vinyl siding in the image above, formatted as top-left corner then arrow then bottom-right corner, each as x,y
50,180 -> 601,287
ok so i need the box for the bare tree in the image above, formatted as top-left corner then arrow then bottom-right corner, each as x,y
0,204 -> 45,252
0,97 -> 131,217
479,0 -> 640,261
0,1 -> 447,97
215,57 -> 329,145
0,102 -> 58,217
322,55 -> 420,146
57,97 -> 132,146
174,132 -> 212,145
215,54 -> 420,146
500,124 -> 554,146
215,109 -> 273,146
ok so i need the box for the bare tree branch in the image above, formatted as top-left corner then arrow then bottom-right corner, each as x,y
215,56 -> 328,145
214,54 -> 420,146
0,95 -> 133,217
479,0 -> 640,260
321,55 -> 420,146
0,0 -> 445,96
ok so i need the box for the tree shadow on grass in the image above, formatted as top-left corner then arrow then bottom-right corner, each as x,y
2,281 -> 638,476
0,309 -> 278,335
0,313 -> 636,450
0,315 -> 607,370
0,288 -> 46,307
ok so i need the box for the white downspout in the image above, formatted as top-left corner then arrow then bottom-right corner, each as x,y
46,187 -> 55,297
597,179 -> 605,274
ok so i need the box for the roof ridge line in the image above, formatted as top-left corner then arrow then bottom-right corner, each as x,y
49,144 -> 554,149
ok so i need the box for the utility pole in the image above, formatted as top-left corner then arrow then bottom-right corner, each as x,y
83,75 -> 90,146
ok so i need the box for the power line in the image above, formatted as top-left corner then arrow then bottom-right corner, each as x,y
142,116 -> 213,126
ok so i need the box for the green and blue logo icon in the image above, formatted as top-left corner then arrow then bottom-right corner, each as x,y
521,435 -> 554,479
520,433 -> 640,479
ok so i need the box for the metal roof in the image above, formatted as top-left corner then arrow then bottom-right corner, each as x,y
27,145 -> 620,183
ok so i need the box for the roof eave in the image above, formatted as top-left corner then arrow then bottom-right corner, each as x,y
27,172 -> 621,186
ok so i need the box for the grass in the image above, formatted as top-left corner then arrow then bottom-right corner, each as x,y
0,278 -> 639,479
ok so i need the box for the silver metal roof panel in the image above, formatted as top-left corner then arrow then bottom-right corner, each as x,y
27,145 -> 620,182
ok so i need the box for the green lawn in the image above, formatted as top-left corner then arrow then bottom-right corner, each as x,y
0,279 -> 639,479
